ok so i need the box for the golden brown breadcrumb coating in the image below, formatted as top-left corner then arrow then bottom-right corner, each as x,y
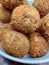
0,3 -> 11,23
0,23 -> 12,30
29,32 -> 48,57
11,5 -> 41,33
33,0 -> 49,18
1,30 -> 29,58
37,16 -> 49,41
1,0 -> 28,10
0,23 -> 12,41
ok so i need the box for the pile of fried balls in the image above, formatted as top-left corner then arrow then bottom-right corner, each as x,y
0,0 -> 49,58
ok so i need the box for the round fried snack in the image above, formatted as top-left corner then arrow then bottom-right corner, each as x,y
0,3 -> 11,23
38,16 -> 49,41
0,23 -> 12,36
11,5 -> 41,33
0,23 -> 12,41
1,0 -> 28,10
29,32 -> 48,57
1,30 -> 29,58
33,0 -> 49,18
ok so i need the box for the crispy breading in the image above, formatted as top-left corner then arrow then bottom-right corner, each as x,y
11,5 -> 41,33
1,0 -> 28,10
33,0 -> 49,17
1,30 -> 29,58
29,32 -> 48,57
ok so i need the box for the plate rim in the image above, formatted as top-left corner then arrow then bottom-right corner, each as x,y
0,51 -> 49,64
0,0 -> 49,64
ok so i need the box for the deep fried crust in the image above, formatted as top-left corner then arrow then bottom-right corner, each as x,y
29,32 -> 48,57
33,0 -> 49,18
1,30 -> 29,58
1,0 -> 28,10
0,23 -> 12,41
11,5 -> 41,33
0,3 -> 11,23
37,16 -> 49,41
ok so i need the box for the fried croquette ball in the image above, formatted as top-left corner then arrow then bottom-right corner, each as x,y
33,0 -> 49,18
38,16 -> 49,41
1,0 -> 28,10
1,30 -> 29,58
0,23 -> 12,36
0,3 -> 11,23
0,23 -> 12,30
11,5 -> 41,33
0,23 -> 12,41
29,32 -> 48,57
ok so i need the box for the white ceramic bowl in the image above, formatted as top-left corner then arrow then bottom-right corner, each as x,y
0,0 -> 49,64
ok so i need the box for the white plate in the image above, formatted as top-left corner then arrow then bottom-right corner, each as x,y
0,0 -> 49,64
0,44 -> 49,64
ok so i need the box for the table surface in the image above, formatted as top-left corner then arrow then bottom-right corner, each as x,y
0,55 -> 49,65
